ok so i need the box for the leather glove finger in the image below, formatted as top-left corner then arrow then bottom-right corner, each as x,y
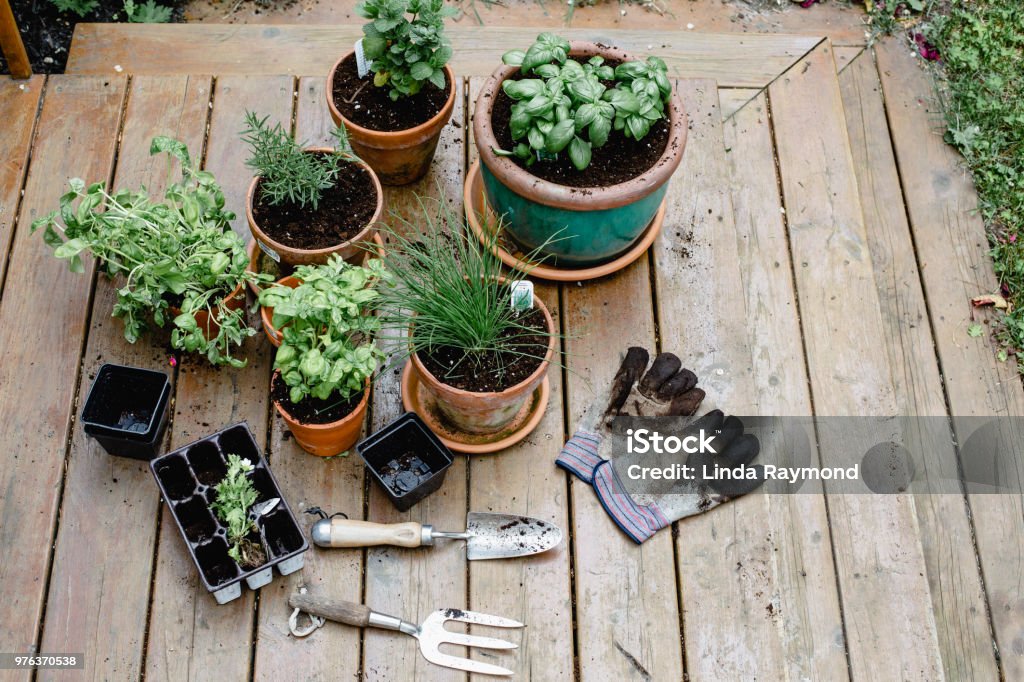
637,352 -> 681,398
604,346 -> 649,418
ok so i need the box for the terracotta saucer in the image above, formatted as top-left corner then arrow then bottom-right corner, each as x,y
463,159 -> 667,282
245,231 -> 385,296
400,359 -> 550,455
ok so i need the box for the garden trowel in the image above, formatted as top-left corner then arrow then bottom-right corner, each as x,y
311,511 -> 561,560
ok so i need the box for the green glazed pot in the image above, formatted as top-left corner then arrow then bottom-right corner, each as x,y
473,41 -> 688,267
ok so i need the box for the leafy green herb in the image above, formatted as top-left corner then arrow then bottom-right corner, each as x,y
495,33 -> 671,171
31,137 -> 269,367
968,324 -> 984,338
48,0 -> 99,18
211,454 -> 265,568
358,0 -> 457,100
241,112 -> 360,211
373,196 -> 561,383
124,0 -> 173,23
260,255 -> 385,405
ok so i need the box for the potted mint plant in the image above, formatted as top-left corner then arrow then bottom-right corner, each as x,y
33,137 -> 269,367
243,112 -> 384,270
326,0 -> 457,185
259,255 -> 385,456
472,33 -> 688,266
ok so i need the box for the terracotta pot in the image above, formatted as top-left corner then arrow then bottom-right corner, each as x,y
246,231 -> 385,297
410,291 -> 556,435
274,374 -> 370,457
259,276 -> 300,347
246,148 -> 384,268
169,280 -> 246,342
472,41 -> 688,266
327,53 -> 456,186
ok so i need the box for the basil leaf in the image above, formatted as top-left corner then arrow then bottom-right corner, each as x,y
545,119 -> 575,153
568,136 -> 592,171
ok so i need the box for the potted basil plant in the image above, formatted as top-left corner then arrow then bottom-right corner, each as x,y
473,33 -> 688,266
259,255 -> 385,456
327,0 -> 457,185
32,137 -> 270,367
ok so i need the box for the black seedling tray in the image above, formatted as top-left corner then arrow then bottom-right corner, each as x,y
82,363 -> 171,460
149,422 -> 308,604
357,412 -> 454,512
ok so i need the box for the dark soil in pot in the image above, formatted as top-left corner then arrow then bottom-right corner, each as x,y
417,306 -> 548,392
271,372 -> 365,425
331,53 -> 450,132
252,155 -> 377,251
489,58 -> 670,188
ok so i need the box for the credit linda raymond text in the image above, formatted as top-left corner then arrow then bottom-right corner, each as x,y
610,415 -> 1024,495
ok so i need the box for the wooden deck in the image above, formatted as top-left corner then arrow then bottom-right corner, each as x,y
1,25 -> 1022,681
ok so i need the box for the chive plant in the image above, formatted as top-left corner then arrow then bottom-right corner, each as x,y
374,196 -> 560,384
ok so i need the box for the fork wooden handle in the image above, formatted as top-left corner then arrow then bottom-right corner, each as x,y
288,594 -> 371,628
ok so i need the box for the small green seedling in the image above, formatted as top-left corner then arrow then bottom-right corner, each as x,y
211,454 -> 266,569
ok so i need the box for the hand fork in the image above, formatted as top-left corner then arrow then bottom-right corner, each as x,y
288,593 -> 524,677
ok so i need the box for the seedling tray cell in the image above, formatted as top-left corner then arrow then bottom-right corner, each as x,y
357,412 -> 454,512
149,422 -> 309,604
81,363 -> 171,460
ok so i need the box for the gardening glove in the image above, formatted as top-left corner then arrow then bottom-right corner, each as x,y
556,347 -> 763,543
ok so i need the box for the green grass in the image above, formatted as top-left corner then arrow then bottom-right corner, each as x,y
867,0 -> 1024,369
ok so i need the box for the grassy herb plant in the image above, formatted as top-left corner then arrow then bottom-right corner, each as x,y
211,454 -> 265,568
242,112 -> 360,211
358,0 -> 456,100
259,255 -> 385,406
374,197 -> 559,383
32,137 -> 268,367
495,33 -> 671,171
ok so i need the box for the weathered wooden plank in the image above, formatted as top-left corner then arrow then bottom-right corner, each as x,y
144,75 -> 292,682
67,24 -> 822,88
37,75 -> 212,682
717,87 -> 760,121
252,75 -> 365,682
0,75 -> 125,670
561,272 -> 682,676
465,76 -> 573,681
833,46 -> 863,73
0,75 -> 43,289
655,81 -> 848,680
876,39 -> 1024,680
838,52 -> 998,680
769,41 -> 945,680
361,78 -> 468,682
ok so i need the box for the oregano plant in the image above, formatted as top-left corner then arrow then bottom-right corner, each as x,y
357,0 -> 456,100
31,137 -> 270,367
495,33 -> 672,171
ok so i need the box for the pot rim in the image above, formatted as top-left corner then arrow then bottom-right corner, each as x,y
326,54 -> 457,139
410,288 -> 557,399
472,40 -> 688,211
272,372 -> 371,431
246,147 -> 384,258
260,275 -> 301,344
168,278 -> 246,317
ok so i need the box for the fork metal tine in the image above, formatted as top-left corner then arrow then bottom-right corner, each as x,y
420,649 -> 515,677
443,610 -> 525,629
440,631 -> 519,650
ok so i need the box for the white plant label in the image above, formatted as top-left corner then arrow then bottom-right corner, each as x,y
511,280 -> 534,312
258,240 -> 281,263
355,39 -> 373,79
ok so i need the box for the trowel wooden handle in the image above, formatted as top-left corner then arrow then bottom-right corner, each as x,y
288,594 -> 370,628
314,518 -> 427,548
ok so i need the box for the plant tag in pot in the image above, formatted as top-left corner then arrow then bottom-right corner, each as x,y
258,240 -> 281,263
355,39 -> 373,79
511,280 -> 534,312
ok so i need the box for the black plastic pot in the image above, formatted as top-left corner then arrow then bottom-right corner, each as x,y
81,363 -> 171,460
149,422 -> 309,604
357,412 -> 454,512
